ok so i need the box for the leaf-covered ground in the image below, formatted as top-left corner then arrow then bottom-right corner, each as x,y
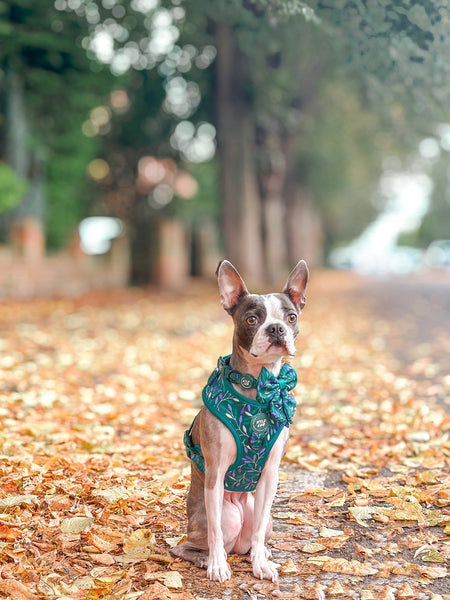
0,271 -> 449,600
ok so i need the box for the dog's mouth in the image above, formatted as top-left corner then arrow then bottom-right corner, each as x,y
250,340 -> 295,359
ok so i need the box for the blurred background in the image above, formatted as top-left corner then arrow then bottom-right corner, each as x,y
1,0 -> 449,297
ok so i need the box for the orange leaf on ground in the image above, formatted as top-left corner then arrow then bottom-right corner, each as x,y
0,579 -> 40,600
0,525 -> 22,541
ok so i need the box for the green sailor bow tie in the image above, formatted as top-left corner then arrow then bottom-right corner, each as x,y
218,355 -> 297,427
256,363 -> 297,426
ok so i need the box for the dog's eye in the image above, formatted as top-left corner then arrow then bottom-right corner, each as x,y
287,313 -> 297,324
246,316 -> 257,326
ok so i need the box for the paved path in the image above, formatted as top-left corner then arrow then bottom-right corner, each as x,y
355,272 -> 450,377
267,270 -> 450,600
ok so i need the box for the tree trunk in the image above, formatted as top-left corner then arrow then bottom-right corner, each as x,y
282,132 -> 325,269
285,182 -> 324,269
213,22 -> 264,284
260,131 -> 290,285
5,70 -> 30,180
3,69 -> 46,254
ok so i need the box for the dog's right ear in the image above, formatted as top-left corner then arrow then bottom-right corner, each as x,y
282,259 -> 309,310
217,260 -> 249,313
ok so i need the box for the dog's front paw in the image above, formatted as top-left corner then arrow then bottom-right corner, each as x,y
252,560 -> 278,582
251,546 -> 278,582
207,551 -> 231,582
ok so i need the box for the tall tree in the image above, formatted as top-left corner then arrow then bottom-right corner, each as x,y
178,0 -> 450,281
0,0 -> 112,246
61,0 -> 450,283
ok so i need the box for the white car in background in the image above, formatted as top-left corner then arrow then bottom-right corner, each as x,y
424,240 -> 450,269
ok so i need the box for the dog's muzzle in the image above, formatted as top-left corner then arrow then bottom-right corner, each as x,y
266,322 -> 286,345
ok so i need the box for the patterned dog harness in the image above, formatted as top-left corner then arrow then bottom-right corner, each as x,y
184,355 -> 297,492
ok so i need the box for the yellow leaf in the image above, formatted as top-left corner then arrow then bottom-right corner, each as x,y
60,517 -> 94,534
327,579 -> 346,596
379,585 -> 396,600
348,505 -> 386,526
93,486 -> 129,503
116,547 -> 157,565
123,529 -> 156,552
422,549 -> 445,563
280,557 -> 299,574
93,572 -> 126,586
425,510 -> 449,527
317,535 -> 350,549
301,542 -> 327,554
166,534 -> 187,547
306,555 -> 331,567
152,469 -> 182,488
162,571 -> 183,589
144,570 -> 183,589
326,493 -> 346,507
385,500 -> 425,525
0,495 -> 37,509
321,557 -> 378,576
397,582 -> 416,597
319,526 -> 344,537
416,470 -> 438,484
360,590 -> 376,600
415,564 -> 448,579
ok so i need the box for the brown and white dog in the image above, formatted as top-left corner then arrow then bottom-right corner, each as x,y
171,260 -> 309,581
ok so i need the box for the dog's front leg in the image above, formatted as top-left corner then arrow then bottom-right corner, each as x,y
201,415 -> 236,582
251,472 -> 279,581
204,470 -> 231,582
251,430 -> 288,581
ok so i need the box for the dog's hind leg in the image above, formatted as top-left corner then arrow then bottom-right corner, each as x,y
228,492 -> 254,555
170,541 -> 208,568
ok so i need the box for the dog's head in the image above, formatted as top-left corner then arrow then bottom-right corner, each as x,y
217,260 -> 309,363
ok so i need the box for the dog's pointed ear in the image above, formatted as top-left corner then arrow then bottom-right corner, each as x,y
282,260 -> 309,310
217,260 -> 249,313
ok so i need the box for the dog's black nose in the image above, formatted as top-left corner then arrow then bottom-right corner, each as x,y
266,323 -> 286,344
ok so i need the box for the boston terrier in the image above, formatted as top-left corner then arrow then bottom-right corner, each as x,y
171,259 -> 309,582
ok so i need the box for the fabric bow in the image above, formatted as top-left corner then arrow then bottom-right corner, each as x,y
256,363 -> 297,426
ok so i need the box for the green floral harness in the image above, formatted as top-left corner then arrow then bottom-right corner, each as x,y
184,355 -> 297,492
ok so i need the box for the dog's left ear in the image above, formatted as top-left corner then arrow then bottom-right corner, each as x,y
282,260 -> 309,310
217,260 -> 249,313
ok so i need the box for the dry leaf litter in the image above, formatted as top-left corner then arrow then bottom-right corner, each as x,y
0,272 -> 449,600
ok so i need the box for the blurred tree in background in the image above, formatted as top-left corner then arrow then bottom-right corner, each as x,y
418,138 -> 450,246
0,0 -> 115,246
193,0 -> 450,280
1,0 -> 449,283
0,161 -> 28,212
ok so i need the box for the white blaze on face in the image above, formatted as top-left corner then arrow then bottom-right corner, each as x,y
248,295 -> 297,359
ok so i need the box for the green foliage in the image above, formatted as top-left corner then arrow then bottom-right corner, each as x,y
175,159 -> 220,223
308,1 -> 450,122
0,161 -> 28,213
2,0 -> 449,261
417,153 -> 450,246
0,0 -> 114,247
240,0 -> 316,21
45,121 -> 101,248
245,1 -> 450,127
242,0 -> 450,249
297,75 -> 391,248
